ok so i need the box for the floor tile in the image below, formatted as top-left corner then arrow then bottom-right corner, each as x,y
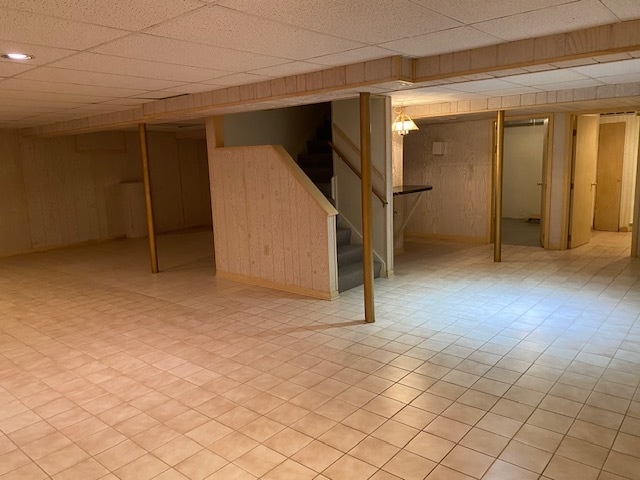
1,232 -> 638,480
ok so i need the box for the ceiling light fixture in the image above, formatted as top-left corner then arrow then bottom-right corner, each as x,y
1,52 -> 34,60
392,106 -> 418,136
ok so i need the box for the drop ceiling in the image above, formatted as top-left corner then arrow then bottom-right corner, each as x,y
0,0 -> 639,129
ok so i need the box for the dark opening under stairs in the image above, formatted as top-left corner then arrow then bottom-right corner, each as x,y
297,121 -> 381,293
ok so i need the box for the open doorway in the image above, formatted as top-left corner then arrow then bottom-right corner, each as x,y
501,118 -> 548,247
569,112 -> 639,249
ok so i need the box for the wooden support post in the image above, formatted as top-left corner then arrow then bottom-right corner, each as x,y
360,92 -> 375,323
494,110 -> 505,262
139,123 -> 159,273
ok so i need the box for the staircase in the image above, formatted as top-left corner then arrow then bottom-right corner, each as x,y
297,122 -> 382,293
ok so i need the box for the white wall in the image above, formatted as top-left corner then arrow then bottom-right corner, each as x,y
0,129 -> 211,257
331,97 -> 390,274
403,119 -> 491,241
503,123 -> 546,219
223,103 -> 330,158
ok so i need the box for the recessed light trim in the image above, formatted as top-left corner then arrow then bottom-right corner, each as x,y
1,52 -> 34,60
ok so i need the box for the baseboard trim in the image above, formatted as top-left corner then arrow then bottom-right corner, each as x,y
405,233 -> 488,244
0,235 -> 126,259
216,271 -> 339,301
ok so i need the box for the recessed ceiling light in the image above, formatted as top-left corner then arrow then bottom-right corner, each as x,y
1,52 -> 34,60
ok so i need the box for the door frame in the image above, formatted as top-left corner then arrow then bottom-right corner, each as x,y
491,114 -> 552,249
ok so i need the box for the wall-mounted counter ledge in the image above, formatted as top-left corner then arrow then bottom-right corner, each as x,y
393,184 -> 433,196
393,185 -> 433,247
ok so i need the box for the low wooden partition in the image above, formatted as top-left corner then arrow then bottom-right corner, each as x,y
209,145 -> 339,300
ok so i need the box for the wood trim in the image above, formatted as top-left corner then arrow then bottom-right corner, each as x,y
18,19 -> 640,138
217,270 -> 338,300
413,20 -> 640,83
0,235 -> 125,259
329,142 -> 387,205
271,145 -> 338,216
332,123 -> 386,182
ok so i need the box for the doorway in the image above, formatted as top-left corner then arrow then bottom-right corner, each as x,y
569,112 -> 640,249
501,118 -> 548,247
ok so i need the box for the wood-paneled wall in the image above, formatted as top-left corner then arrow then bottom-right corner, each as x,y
209,145 -> 338,299
403,120 -> 492,241
0,129 -> 212,257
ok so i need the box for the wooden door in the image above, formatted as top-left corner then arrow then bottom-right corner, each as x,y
594,122 -> 626,231
569,115 -> 599,248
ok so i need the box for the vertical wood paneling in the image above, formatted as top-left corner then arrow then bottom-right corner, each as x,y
297,181 -> 313,290
209,146 -> 337,299
0,131 -> 31,252
403,119 -> 491,241
268,154 -> 286,285
287,171 -> 301,287
1,130 -> 211,257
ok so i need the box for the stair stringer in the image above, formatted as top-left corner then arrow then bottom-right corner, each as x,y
334,209 -> 387,277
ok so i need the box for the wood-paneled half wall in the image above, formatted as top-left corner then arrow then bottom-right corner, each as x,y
209,145 -> 339,299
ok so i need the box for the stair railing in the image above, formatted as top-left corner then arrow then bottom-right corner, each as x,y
333,124 -> 386,185
328,142 -> 387,205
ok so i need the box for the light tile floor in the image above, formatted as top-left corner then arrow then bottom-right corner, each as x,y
1,230 -> 639,480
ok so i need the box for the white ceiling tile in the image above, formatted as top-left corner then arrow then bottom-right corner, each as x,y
551,58 -> 598,68
0,0 -> 205,31
598,72 -> 640,84
504,69 -> 589,86
17,67 -> 183,91
448,78 -> 520,92
473,0 -> 618,41
157,83 -> 218,95
482,86 -> 542,97
0,61 -> 35,77
250,61 -> 322,77
0,97 -> 86,108
92,34 -> 287,72
0,9 -> 128,50
307,47 -> 398,66
390,86 -> 483,104
130,91 -> 178,100
203,72 -> 273,86
536,78 -> 604,90
411,0 -> 576,24
219,0 -> 461,43
381,27 -> 501,57
49,53 -> 231,83
594,53 -> 633,63
146,5 -> 364,60
0,78 -> 143,98
0,88 -> 114,104
521,64 -> 556,73
101,98 -> 150,106
0,104 -> 61,114
574,58 -> 640,78
601,0 -> 640,20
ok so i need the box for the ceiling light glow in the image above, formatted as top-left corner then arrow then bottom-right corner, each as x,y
1,52 -> 34,60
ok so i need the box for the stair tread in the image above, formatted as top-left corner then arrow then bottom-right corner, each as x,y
337,260 -> 382,293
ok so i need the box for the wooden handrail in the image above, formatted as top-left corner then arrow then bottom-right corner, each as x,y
329,142 -> 387,206
333,123 -> 386,183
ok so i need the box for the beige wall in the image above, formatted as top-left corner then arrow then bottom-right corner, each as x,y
0,129 -> 211,257
209,145 -> 338,299
223,103 -> 330,159
403,119 -> 491,241
599,114 -> 640,230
